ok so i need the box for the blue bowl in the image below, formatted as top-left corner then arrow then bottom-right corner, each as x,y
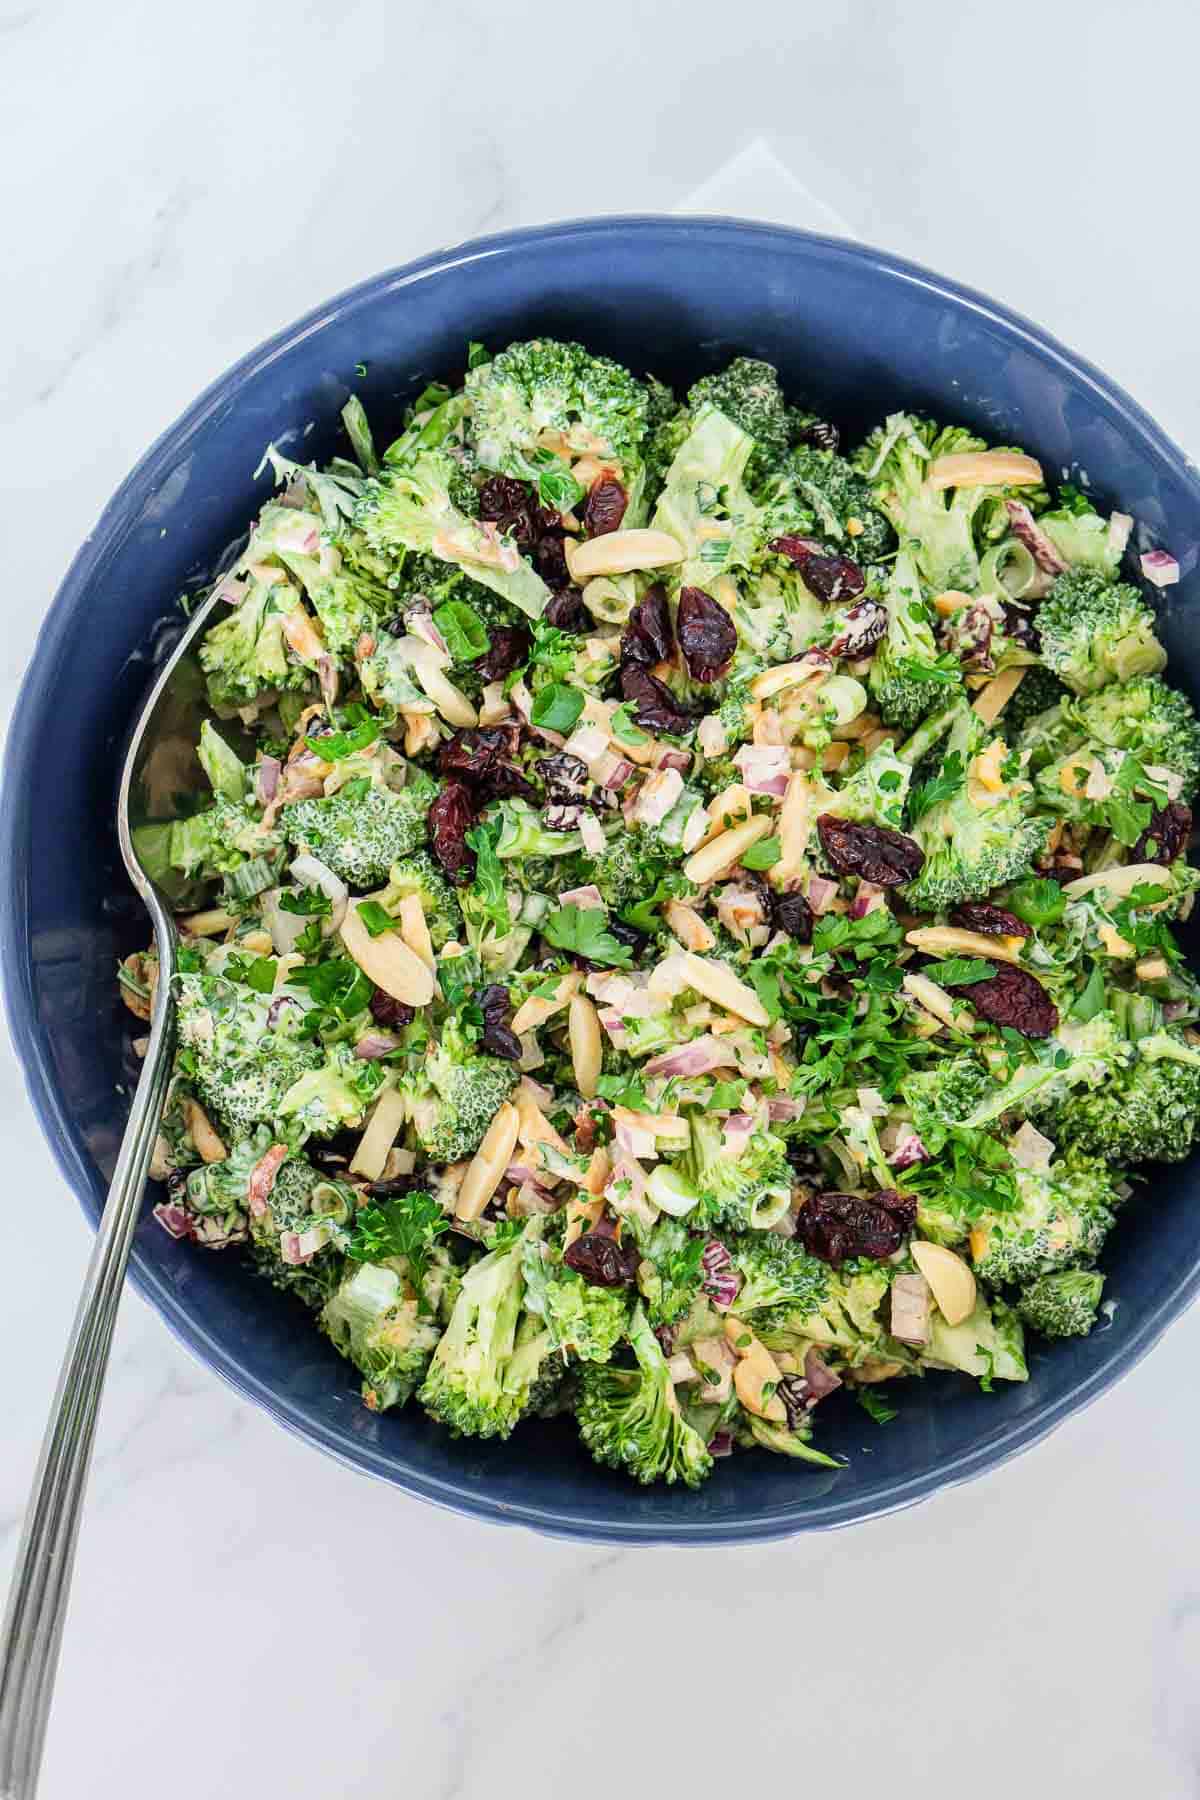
5,217 -> 1199,1544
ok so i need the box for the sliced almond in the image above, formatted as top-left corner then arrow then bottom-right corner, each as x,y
723,1318 -> 787,1422
180,907 -> 237,938
1097,922 -> 1135,958
349,1085 -> 408,1181
683,815 -> 772,887
775,770 -> 816,881
397,892 -> 435,973
665,900 -> 716,952
455,1102 -> 521,1221
970,665 -> 1026,729
183,1097 -> 227,1165
510,970 -> 581,1036
911,1240 -> 977,1326
404,639 -> 479,727
750,656 -> 829,701
934,589 -> 974,616
902,971 -> 973,1032
677,951 -> 770,1027
905,925 -> 1025,967
564,528 -> 683,582
340,892 -> 436,1007
927,450 -> 1043,491
516,1079 -> 572,1156
568,994 -> 602,1099
1136,955 -> 1170,982
401,710 -> 439,756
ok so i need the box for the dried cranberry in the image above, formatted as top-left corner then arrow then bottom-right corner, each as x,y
621,585 -> 674,666
533,533 -> 570,589
958,962 -> 1058,1039
539,751 -> 590,805
1003,603 -> 1039,653
544,801 -> 587,831
943,602 -> 995,673
816,814 -> 924,887
544,587 -> 592,633
619,663 -> 699,735
476,623 -> 530,681
677,585 -> 737,683
785,1141 -> 823,1182
797,1189 -> 915,1268
770,536 -> 865,602
563,1230 -> 639,1288
439,726 -> 532,802
369,1171 -> 429,1199
606,917 -> 646,958
478,475 -> 534,537
583,475 -> 628,537
772,888 -> 815,943
1134,801 -> 1192,865
476,984 -> 522,1062
794,419 -> 840,453
427,778 -> 478,882
369,989 -> 416,1029
829,599 -> 888,659
951,902 -> 1032,939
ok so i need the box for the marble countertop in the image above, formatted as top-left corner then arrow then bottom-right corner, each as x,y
5,2 -> 1200,1793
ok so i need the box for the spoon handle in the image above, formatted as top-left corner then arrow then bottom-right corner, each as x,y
0,986 -> 176,1799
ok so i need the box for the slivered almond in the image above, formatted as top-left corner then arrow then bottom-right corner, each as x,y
455,1103 -> 521,1220
516,1080 -> 571,1156
775,770 -> 815,881
1136,956 -> 1170,982
972,665 -> 1026,727
750,657 -> 829,701
583,1145 -> 611,1196
1063,863 -> 1173,901
180,907 -> 237,938
510,971 -> 581,1036
183,1097 -> 227,1165
349,1086 -> 408,1181
911,1241 -> 977,1326
1097,923 -> 1135,958
665,900 -> 716,952
340,892 -> 436,1007
568,994 -> 602,1098
564,528 -> 683,581
902,971 -> 973,1031
404,639 -> 479,727
677,951 -> 770,1026
927,450 -> 1043,491
905,926 -> 1026,967
397,893 -> 435,973
401,710 -> 439,756
282,606 -> 326,661
683,815 -> 772,886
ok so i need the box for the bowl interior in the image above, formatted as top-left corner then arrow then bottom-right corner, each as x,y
6,217 -> 1200,1543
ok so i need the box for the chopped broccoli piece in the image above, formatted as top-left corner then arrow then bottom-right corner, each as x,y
283,779 -> 434,887
246,1148 -> 357,1310
922,1294 -> 1028,1382
521,1221 -> 631,1363
1037,568 -> 1166,695
409,1015 -> 519,1165
902,703 -> 1049,909
418,1224 -> 552,1440
1016,1267 -> 1106,1339
381,851 -> 463,948
762,442 -> 893,562
651,404 -> 760,588
320,1259 -> 443,1411
825,738 -> 911,829
969,1149 -> 1119,1287
276,1043 -> 387,1139
576,1304 -> 714,1488
1064,677 -> 1200,801
1002,664 -> 1070,738
174,970 -> 322,1138
492,798 -> 584,861
725,1232 -> 830,1326
1056,1032 -> 1200,1163
681,1112 -> 794,1232
687,357 -> 791,486
199,574 -> 313,709
278,554 -> 394,657
631,1217 -> 706,1329
1039,498 -> 1124,576
869,548 -> 957,733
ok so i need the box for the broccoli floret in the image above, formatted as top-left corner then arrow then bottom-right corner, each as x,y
175,1125 -> 270,1248
1003,665 -> 1070,738
687,357 -> 791,486
869,548 -> 957,732
175,970 -> 323,1138
1038,495 -> 1124,576
651,404 -> 761,589
725,1232 -> 830,1326
901,1056 -> 993,1140
381,851 -> 463,949
320,1259 -> 443,1411
631,1217 -> 706,1329
965,1015 -> 1135,1130
856,412 -> 1040,593
283,779 -> 433,887
643,376 -> 691,495
246,1147 -> 357,1310
922,1294 -> 1028,1382
199,574 -> 314,709
759,1264 -> 892,1369
903,703 -> 1049,909
275,1042 -> 387,1139
1015,1267 -> 1106,1339
354,449 -> 550,619
418,1224 -> 552,1440
1015,700 -> 1080,775
1037,568 -> 1166,695
277,554 -> 394,658
576,1304 -> 713,1488
680,1113 -> 794,1231
587,833 -> 670,914
1057,1030 -> 1200,1163
465,338 -> 649,498
825,739 -> 912,830
521,1221 -> 631,1363
1065,677 -> 1200,801
762,443 -> 894,562
970,1150 -> 1120,1287
409,1016 -> 519,1164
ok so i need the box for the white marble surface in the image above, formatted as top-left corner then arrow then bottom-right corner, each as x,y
5,2 -> 1200,1793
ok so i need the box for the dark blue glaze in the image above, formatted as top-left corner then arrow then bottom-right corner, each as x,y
4,218 -> 1198,1544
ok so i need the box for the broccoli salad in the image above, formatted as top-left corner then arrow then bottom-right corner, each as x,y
120,340 -> 1200,1488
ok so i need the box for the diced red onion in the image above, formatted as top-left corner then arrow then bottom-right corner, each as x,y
256,755 -> 281,808
560,884 -> 604,910
354,1032 -> 404,1060
707,1430 -> 734,1458
701,1239 -> 733,1275
504,1162 -> 543,1187
247,1144 -> 289,1217
655,747 -> 693,774
578,813 -> 606,856
275,515 -> 321,555
1141,549 -> 1180,588
806,875 -> 839,914
266,995 -> 299,1030
849,881 -> 886,920
407,610 -> 449,655
1107,512 -> 1133,558
734,744 -> 791,796
523,1075 -> 555,1109
213,575 -> 248,607
635,767 -> 684,826
279,1232 -> 303,1265
153,1202 -> 193,1240
1005,499 -> 1069,575
643,1035 -> 738,1078
296,1224 -> 330,1260
721,1114 -> 755,1156
668,1352 -> 699,1384
599,1010 -> 627,1044
615,1118 -> 657,1159
767,1096 -> 805,1122
889,1130 -> 930,1171
707,1275 -> 741,1311
804,1347 -> 842,1400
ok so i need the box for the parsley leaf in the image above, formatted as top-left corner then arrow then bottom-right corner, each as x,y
856,1386 -> 898,1424
908,750 -> 965,824
920,957 -> 997,988
348,1188 -> 450,1308
542,903 -> 631,967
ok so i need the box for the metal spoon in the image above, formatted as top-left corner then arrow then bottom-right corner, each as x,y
0,583 -> 229,1799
